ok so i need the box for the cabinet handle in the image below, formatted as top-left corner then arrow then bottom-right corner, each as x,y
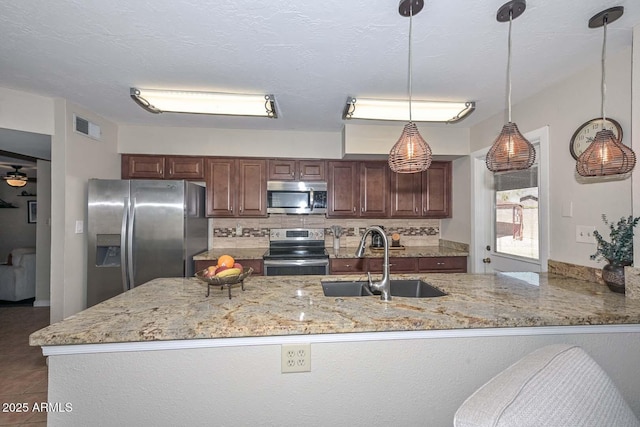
353,207 -> 356,212
291,172 -> 295,177
436,262 -> 445,265
415,207 -> 418,213
361,207 -> 364,212
239,205 -> 243,212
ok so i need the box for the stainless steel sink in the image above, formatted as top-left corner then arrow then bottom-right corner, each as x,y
321,279 -> 446,298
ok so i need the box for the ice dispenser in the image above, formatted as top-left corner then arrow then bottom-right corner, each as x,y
95,234 -> 121,267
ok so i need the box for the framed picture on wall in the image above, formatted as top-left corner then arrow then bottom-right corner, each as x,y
27,200 -> 37,224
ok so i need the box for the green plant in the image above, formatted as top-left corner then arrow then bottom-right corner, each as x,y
591,214 -> 640,266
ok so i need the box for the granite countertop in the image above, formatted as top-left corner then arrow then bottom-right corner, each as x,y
194,246 -> 468,261
30,272 -> 640,347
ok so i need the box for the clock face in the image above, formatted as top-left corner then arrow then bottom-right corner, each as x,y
570,118 -> 622,160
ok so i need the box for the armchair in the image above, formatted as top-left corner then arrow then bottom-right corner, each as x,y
0,247 -> 36,302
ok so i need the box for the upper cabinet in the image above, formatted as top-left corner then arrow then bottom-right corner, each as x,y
267,159 -> 325,181
390,161 -> 451,218
205,158 -> 267,217
327,161 -> 389,218
122,154 -> 204,180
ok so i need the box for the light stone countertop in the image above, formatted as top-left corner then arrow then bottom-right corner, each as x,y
193,246 -> 468,261
30,272 -> 640,347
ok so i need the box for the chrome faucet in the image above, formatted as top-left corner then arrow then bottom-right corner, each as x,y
356,226 -> 391,301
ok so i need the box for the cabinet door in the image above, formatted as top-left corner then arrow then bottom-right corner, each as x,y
268,159 -> 296,180
205,158 -> 236,217
368,257 -> 417,273
238,159 -> 267,217
122,155 -> 165,179
422,161 -> 452,218
327,161 -> 359,217
359,162 -> 389,217
390,171 -> 422,217
418,256 -> 467,273
298,160 -> 325,181
166,156 -> 204,180
330,258 -> 366,273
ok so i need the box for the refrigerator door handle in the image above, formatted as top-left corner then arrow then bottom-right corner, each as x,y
121,197 -> 130,292
127,197 -> 136,290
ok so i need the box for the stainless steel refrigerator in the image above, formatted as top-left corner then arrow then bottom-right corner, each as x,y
87,179 -> 207,307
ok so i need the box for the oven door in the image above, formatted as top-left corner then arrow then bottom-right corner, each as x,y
263,259 -> 329,276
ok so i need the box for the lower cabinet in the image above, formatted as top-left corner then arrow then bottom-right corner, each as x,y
329,256 -> 466,274
194,259 -> 264,276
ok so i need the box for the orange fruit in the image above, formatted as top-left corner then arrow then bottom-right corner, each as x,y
217,254 -> 235,268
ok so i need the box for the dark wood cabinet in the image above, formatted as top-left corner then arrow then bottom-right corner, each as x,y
368,257 -> 417,273
205,158 -> 266,217
390,161 -> 452,218
166,156 -> 204,180
237,159 -> 267,217
267,159 -> 325,181
418,256 -> 466,273
359,162 -> 389,217
122,154 -> 204,180
329,255 -> 466,274
329,258 -> 366,273
122,154 -> 165,179
327,161 -> 360,217
422,162 -> 451,218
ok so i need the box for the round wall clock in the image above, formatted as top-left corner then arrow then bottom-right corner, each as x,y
569,117 -> 622,160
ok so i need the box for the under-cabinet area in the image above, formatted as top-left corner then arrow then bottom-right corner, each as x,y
330,256 -> 466,274
120,154 -> 452,219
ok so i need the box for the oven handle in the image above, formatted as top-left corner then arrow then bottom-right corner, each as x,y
263,259 -> 329,267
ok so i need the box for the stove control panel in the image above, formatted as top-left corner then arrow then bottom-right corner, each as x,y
269,228 -> 325,242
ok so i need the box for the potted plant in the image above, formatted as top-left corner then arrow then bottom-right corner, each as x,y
591,214 -> 640,293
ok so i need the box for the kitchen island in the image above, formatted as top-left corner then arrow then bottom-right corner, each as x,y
31,273 -> 640,426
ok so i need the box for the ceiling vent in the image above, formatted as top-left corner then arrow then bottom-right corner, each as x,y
73,114 -> 101,140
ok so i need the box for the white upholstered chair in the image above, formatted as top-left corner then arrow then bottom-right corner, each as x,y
454,344 -> 640,427
0,247 -> 36,301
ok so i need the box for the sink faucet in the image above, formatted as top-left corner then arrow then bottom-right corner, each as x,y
356,226 -> 391,301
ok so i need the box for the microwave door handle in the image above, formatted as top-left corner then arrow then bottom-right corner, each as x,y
309,188 -> 314,211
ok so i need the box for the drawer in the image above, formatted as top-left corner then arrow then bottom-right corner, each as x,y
368,257 -> 417,273
418,256 -> 467,273
330,258 -> 366,273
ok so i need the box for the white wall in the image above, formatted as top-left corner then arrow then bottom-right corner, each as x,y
118,125 -> 343,159
469,47 -> 633,268
0,87 -> 54,136
50,100 -> 120,321
440,156 -> 471,246
35,160 -> 51,306
0,181 -> 37,261
46,331 -> 640,426
342,123 -> 469,158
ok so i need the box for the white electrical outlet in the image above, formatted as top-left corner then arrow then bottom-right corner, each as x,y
281,343 -> 311,373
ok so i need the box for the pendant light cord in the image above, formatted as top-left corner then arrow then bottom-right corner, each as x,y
408,2 -> 414,123
601,16 -> 608,122
507,10 -> 513,123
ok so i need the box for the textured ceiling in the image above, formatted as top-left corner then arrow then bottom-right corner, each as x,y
1,0 -> 640,134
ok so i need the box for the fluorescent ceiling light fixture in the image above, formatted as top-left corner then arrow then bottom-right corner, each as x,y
130,88 -> 278,118
343,97 -> 475,124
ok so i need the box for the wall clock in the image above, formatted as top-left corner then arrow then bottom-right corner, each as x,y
569,117 -> 622,160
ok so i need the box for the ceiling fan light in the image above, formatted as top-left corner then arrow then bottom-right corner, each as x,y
576,129 -> 636,176
388,122 -> 432,173
3,166 -> 29,187
486,122 -> 536,172
5,178 -> 27,187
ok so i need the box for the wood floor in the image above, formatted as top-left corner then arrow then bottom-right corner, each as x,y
0,307 -> 49,426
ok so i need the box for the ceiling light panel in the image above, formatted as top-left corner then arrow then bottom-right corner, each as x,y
343,97 -> 475,123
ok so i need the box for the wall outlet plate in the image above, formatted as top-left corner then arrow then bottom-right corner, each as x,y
281,343 -> 311,373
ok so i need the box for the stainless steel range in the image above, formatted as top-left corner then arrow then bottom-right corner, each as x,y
263,228 -> 329,276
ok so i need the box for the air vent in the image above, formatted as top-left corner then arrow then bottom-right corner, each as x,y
73,114 -> 101,140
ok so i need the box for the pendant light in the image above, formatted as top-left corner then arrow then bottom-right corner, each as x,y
388,0 -> 432,174
3,166 -> 28,188
486,0 -> 535,173
576,7 -> 636,177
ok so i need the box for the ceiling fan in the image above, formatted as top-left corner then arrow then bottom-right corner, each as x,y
3,165 -> 29,187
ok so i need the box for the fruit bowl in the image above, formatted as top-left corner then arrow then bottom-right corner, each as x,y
195,267 -> 253,298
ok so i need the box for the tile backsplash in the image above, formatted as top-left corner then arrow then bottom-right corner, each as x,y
209,215 -> 440,248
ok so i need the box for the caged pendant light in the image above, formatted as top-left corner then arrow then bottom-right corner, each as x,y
486,0 -> 535,173
388,0 -> 432,174
576,7 -> 636,177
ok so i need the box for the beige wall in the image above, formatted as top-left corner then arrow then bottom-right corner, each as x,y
118,125 -> 343,159
0,87 -> 54,135
50,100 -> 120,321
469,47 -> 633,269
35,160 -> 51,306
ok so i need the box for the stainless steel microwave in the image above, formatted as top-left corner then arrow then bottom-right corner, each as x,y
266,181 -> 328,215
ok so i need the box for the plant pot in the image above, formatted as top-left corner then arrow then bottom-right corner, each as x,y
602,263 -> 627,294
